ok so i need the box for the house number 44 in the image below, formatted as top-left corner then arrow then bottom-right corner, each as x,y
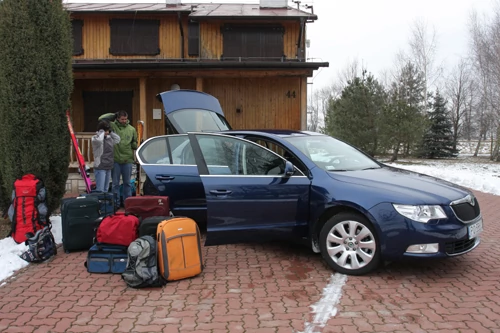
285,90 -> 296,98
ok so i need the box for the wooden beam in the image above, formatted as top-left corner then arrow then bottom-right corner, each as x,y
300,76 -> 307,131
195,78 -> 204,129
139,77 -> 147,139
73,69 -> 315,80
196,77 -> 203,91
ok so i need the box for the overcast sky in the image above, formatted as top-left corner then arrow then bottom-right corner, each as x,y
65,0 -> 497,91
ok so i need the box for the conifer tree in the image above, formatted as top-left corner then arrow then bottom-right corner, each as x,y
324,71 -> 386,156
0,0 -> 73,213
419,91 -> 458,158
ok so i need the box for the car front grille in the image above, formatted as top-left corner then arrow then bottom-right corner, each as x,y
445,238 -> 477,255
450,201 -> 480,222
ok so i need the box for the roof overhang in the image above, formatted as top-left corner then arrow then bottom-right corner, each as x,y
72,60 -> 329,71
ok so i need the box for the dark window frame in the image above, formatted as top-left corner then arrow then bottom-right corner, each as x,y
72,19 -> 84,56
109,19 -> 160,56
188,21 -> 200,57
221,24 -> 285,61
82,91 -> 134,132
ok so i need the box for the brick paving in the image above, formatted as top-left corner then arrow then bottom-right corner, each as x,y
0,189 -> 498,333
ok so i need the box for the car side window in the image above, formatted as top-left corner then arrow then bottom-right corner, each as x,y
194,135 -> 286,176
138,135 -> 194,165
245,137 -> 308,175
138,137 -> 169,164
243,142 -> 285,176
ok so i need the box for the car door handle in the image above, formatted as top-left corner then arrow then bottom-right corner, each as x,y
209,190 -> 232,196
155,175 -> 175,181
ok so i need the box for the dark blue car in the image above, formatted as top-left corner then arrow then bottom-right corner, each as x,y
137,90 -> 483,275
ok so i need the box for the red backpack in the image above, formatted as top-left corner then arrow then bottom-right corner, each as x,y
9,174 -> 49,244
96,212 -> 139,247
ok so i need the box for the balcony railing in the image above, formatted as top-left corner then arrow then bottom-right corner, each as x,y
69,133 -> 94,169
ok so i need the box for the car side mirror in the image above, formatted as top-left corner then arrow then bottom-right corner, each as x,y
284,161 -> 294,177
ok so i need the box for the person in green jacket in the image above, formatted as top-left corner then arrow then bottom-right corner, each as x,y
98,110 -> 137,207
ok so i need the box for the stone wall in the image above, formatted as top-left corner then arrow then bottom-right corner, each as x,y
65,171 -> 145,194
65,172 -> 94,194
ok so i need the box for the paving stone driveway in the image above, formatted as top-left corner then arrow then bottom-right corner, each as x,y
0,190 -> 498,333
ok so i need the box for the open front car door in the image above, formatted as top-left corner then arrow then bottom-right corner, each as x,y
186,133 -> 311,246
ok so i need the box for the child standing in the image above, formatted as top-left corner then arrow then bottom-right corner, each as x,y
92,120 -> 120,192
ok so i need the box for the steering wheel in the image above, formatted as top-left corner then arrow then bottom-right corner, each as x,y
327,157 -> 342,165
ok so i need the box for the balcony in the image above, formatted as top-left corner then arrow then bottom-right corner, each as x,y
69,133 -> 94,168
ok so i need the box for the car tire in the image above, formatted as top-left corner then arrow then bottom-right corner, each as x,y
319,212 -> 380,276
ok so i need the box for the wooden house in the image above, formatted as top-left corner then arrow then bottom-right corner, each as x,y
64,0 -> 329,193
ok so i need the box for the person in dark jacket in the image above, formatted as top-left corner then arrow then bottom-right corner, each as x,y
98,110 -> 138,206
91,120 -> 120,193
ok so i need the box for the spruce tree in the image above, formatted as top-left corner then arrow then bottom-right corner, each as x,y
379,62 -> 427,161
0,0 -> 73,213
419,91 -> 458,158
324,71 -> 386,156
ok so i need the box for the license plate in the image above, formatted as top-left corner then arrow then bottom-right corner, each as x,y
468,219 -> 483,240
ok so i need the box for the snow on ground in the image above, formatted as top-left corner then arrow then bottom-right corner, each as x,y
300,273 -> 348,333
383,158 -> 500,196
0,216 -> 61,285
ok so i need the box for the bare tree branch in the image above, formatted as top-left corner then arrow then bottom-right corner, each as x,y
407,18 -> 443,111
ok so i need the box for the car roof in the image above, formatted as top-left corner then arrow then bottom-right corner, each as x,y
221,129 -> 325,138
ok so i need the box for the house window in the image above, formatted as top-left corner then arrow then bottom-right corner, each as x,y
72,19 -> 83,56
82,91 -> 133,132
222,24 -> 284,60
188,21 -> 200,57
109,19 -> 160,55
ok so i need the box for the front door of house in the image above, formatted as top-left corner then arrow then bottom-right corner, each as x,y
83,91 -> 133,132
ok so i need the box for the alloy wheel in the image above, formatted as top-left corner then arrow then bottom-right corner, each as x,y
325,220 -> 377,270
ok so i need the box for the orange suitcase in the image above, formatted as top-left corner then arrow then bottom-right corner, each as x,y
157,217 -> 203,281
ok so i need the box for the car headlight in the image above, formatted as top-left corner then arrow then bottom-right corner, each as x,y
392,204 -> 447,223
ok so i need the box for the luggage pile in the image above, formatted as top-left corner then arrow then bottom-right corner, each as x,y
62,194 -> 203,288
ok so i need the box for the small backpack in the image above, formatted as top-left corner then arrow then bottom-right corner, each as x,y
8,174 -> 49,244
121,235 -> 166,289
19,226 -> 57,263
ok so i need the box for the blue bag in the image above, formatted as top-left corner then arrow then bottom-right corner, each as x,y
84,243 -> 128,274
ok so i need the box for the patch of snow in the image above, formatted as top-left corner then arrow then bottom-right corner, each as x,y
299,273 -> 347,333
0,216 -> 61,285
456,140 -> 492,156
384,161 -> 500,196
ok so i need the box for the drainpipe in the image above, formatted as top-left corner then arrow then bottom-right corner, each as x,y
177,12 -> 185,61
297,18 -> 305,61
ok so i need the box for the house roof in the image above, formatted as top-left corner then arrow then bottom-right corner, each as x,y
63,3 -> 317,20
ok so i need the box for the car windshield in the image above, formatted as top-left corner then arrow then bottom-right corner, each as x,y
284,135 -> 381,171
167,108 -> 231,133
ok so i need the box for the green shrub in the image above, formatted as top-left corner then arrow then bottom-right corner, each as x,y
0,0 -> 73,214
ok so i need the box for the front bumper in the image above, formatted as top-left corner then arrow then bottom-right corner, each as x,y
369,203 -> 482,260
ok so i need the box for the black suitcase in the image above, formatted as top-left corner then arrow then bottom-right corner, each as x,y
79,191 -> 115,216
61,196 -> 101,253
139,216 -> 172,237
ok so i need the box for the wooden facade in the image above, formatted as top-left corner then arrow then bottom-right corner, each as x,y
70,75 -> 306,135
72,14 -> 301,62
65,2 -> 328,190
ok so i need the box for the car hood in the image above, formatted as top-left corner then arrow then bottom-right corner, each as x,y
327,165 -> 470,205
